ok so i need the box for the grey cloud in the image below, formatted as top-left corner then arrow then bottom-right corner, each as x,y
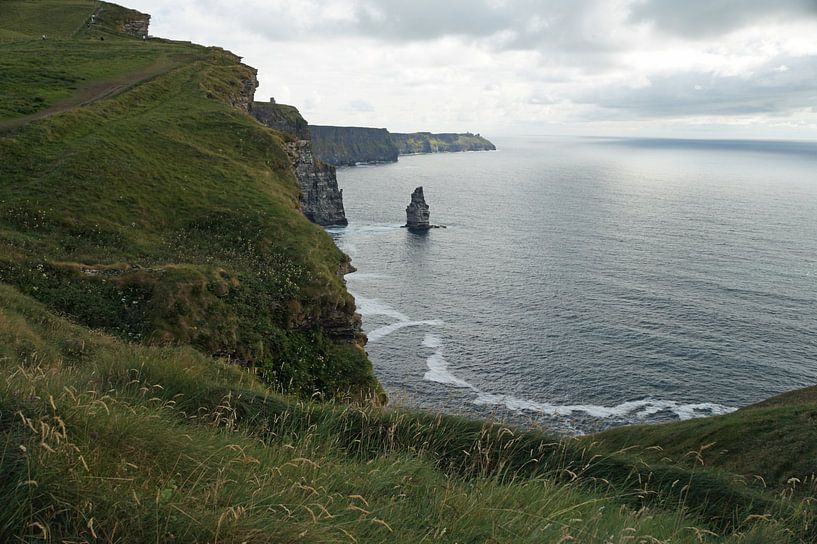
227,0 -> 628,56
629,0 -> 817,38
349,99 -> 375,112
583,55 -> 817,117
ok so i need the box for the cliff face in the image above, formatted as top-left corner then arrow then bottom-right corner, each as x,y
122,13 -> 150,38
309,125 -> 399,166
97,3 -> 151,38
391,132 -> 496,154
253,102 -> 348,226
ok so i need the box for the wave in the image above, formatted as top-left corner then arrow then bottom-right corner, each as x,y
346,272 -> 392,281
472,393 -> 736,421
357,297 -> 736,426
423,334 -> 476,389
368,320 -> 443,343
420,334 -> 735,422
354,295 -> 411,322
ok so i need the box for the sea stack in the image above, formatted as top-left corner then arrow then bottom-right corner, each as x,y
405,187 -> 431,230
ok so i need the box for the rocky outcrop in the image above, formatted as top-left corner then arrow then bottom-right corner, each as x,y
391,132 -> 496,154
253,101 -> 347,226
253,101 -> 309,139
309,125 -> 399,166
405,187 -> 431,230
122,13 -> 150,38
226,67 -> 258,113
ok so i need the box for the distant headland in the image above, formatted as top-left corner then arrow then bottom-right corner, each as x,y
309,123 -> 496,167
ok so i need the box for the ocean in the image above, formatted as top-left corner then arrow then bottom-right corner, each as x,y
328,136 -> 817,434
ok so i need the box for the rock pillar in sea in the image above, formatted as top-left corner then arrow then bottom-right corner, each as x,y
405,187 -> 431,230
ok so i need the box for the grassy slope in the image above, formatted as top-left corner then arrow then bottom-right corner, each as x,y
0,3 -> 378,399
1,2 -> 816,543
588,388 -> 817,490
0,0 -> 96,41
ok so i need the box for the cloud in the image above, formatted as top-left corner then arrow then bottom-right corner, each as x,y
125,0 -> 817,137
585,55 -> 817,118
629,0 -> 817,38
349,99 -> 375,112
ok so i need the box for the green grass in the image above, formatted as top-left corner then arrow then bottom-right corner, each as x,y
0,40 -> 189,120
0,0 -> 98,40
587,390 -> 817,492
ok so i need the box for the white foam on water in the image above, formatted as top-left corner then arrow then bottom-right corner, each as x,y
418,336 -> 736,423
354,296 -> 411,322
354,296 -> 735,426
422,333 -> 442,349
471,392 -> 736,421
346,272 -> 391,281
339,242 -> 358,256
368,320 -> 444,343
354,224 -> 405,233
423,335 -> 476,390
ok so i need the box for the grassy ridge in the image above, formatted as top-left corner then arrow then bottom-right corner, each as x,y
589,389 -> 817,491
309,125 -> 399,166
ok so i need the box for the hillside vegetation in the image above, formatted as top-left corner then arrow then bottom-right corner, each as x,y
589,387 -> 817,491
1,2 -> 816,543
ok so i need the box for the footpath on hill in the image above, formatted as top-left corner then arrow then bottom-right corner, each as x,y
0,56 -> 180,132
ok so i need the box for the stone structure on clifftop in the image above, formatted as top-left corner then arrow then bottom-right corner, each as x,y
252,100 -> 347,226
405,187 -> 431,230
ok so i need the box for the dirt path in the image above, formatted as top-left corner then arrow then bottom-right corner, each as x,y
0,57 -> 178,132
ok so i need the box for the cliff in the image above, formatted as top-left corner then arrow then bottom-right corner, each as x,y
309,125 -> 496,166
253,101 -> 348,226
309,125 -> 399,166
391,131 -> 496,154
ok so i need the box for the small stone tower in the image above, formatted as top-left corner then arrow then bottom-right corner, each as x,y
405,187 -> 431,230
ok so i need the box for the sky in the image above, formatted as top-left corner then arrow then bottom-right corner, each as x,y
125,0 -> 817,139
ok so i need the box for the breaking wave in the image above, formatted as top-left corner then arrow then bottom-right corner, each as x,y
420,333 -> 735,422
352,289 -> 737,427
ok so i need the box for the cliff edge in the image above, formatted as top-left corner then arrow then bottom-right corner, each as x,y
391,131 -> 496,154
253,101 -> 348,226
309,125 -> 399,166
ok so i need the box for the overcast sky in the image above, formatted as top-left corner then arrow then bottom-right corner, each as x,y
126,0 -> 817,138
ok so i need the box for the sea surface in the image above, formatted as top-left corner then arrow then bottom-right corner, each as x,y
328,136 -> 817,434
